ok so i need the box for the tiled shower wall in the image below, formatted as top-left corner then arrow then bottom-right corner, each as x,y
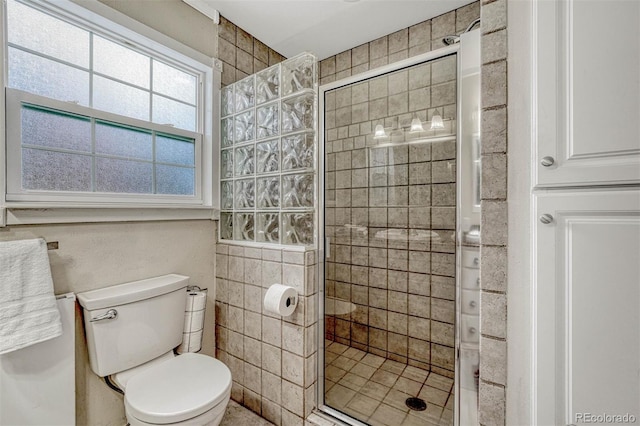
318,2 -> 480,86
478,0 -> 509,424
215,244 -> 318,425
217,16 -> 287,87
323,55 -> 458,378
320,2 -> 480,381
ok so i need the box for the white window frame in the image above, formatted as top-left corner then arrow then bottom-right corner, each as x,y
0,0 -> 221,225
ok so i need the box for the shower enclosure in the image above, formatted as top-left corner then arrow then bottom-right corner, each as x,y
318,31 -> 480,426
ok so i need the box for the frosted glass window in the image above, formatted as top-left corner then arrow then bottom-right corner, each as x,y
7,0 -> 89,68
5,0 -> 211,206
156,165 -> 195,195
152,95 -> 196,131
93,76 -> 150,121
13,100 -> 200,199
95,121 -> 153,160
9,48 -> 90,105
96,158 -> 153,193
7,0 -> 202,132
93,35 -> 150,88
153,60 -> 197,105
22,148 -> 92,191
21,106 -> 91,152
156,135 -> 195,166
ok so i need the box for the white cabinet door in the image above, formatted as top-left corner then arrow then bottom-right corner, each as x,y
534,0 -> 640,188
534,189 -> 640,425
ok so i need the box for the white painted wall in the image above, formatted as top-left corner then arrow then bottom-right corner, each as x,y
0,220 -> 216,425
91,0 -> 218,58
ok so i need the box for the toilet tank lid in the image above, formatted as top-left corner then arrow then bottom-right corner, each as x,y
77,274 -> 189,311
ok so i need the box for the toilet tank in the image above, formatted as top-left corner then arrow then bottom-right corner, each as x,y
77,274 -> 189,377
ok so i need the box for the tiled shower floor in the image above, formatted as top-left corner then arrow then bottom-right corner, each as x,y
324,342 -> 454,426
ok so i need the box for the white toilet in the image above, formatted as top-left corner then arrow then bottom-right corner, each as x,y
77,274 -> 232,426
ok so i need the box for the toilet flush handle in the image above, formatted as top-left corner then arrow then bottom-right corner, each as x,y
90,309 -> 118,322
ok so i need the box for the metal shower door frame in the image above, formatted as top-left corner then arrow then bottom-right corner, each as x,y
316,43 -> 463,426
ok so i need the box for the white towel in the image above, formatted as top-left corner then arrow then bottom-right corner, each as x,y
0,238 -> 62,354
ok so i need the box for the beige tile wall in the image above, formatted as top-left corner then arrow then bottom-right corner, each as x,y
214,1 -> 512,423
478,0 -> 508,424
318,2 -> 480,86
215,243 -> 318,425
323,56 -> 458,377
319,2 -> 480,380
217,16 -> 287,86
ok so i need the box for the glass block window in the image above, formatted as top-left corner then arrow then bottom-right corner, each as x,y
4,0 -> 213,206
220,52 -> 318,246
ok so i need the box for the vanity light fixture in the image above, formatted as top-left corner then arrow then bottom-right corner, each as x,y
409,117 -> 424,133
373,124 -> 389,139
430,109 -> 445,130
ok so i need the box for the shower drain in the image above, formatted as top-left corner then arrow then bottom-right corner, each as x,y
405,397 -> 427,411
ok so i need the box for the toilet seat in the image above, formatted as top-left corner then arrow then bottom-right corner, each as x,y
124,353 -> 232,425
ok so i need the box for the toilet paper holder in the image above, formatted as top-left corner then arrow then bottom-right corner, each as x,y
263,284 -> 298,316
285,295 -> 296,307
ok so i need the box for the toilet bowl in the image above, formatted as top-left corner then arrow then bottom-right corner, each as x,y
122,353 -> 231,426
77,275 -> 232,426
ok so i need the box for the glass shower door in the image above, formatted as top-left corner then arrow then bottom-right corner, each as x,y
321,53 -> 458,426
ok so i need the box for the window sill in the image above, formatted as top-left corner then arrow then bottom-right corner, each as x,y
1,205 -> 218,227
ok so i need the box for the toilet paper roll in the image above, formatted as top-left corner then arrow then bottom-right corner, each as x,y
177,330 -> 203,354
185,291 -> 207,311
183,309 -> 205,333
178,289 -> 207,353
263,284 -> 298,317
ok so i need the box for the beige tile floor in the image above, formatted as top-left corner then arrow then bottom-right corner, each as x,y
324,342 -> 454,426
220,400 -> 274,426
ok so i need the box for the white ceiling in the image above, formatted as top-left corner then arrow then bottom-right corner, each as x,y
204,0 -> 474,60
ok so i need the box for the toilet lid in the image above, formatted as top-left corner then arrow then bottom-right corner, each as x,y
124,353 -> 232,424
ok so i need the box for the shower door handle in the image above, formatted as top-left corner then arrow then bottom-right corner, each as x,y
325,237 -> 330,259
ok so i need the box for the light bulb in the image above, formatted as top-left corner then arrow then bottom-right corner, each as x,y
430,110 -> 444,130
374,124 -> 388,139
410,117 -> 424,132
